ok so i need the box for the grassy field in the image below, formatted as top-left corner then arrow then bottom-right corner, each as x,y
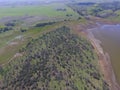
0,18 -> 87,65
0,3 -> 81,65
0,21 -> 67,64
0,3 -> 79,18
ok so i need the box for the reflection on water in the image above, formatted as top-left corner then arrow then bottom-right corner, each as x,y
92,24 -> 120,84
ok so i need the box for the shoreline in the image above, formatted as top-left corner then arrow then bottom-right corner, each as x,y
86,28 -> 120,90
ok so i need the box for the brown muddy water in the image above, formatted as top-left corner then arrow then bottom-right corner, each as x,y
91,24 -> 120,85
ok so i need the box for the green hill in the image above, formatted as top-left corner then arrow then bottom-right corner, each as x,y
0,26 -> 109,90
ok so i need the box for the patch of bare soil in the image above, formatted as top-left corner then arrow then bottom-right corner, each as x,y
9,42 -> 18,46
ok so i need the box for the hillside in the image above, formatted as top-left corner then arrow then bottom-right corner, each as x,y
68,1 -> 120,22
1,1 -> 120,90
0,26 -> 109,90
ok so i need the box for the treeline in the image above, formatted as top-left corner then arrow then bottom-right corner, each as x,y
35,22 -> 55,27
68,2 -> 120,18
99,1 -> 120,11
0,22 -> 16,33
0,26 -> 109,90
0,26 -> 12,33
77,2 -> 95,6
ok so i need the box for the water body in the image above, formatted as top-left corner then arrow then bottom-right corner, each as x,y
91,24 -> 120,84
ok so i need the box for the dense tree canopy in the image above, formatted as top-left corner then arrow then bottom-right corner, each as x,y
0,26 -> 109,90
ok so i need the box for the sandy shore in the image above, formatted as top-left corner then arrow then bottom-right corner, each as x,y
86,29 -> 120,90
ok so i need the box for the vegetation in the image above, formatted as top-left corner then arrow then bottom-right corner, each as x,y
68,2 -> 120,20
35,22 -> 55,27
0,20 -> 18,33
0,3 -> 79,19
0,26 -> 109,90
0,25 -> 12,33
0,1 -> 117,90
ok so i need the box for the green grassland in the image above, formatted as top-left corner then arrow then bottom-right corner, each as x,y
0,3 -> 79,19
0,22 -> 59,64
0,3 -> 82,65
0,20 -> 84,65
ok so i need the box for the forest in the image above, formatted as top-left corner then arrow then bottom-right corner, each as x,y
0,26 -> 109,90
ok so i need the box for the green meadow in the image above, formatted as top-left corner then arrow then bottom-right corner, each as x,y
0,3 -> 81,64
0,3 -> 79,18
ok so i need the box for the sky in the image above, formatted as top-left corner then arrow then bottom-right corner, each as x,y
79,0 -> 120,2
0,0 -> 120,3
0,0 -> 119,1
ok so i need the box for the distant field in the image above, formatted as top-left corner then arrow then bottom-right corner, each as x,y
0,3 -> 81,65
0,3 -> 79,19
